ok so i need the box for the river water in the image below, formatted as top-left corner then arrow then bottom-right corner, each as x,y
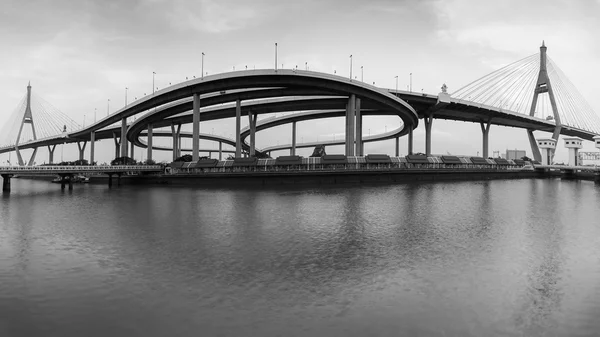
1,178 -> 599,337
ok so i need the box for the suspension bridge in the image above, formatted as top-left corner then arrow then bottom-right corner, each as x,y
1,42 -> 600,175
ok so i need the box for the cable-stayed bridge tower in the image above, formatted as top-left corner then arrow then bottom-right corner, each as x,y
527,41 -> 560,161
14,82 -> 38,166
452,42 -> 600,162
0,83 -> 81,166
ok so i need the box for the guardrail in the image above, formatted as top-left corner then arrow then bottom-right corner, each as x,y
168,162 -> 530,174
0,165 -> 163,174
534,164 -> 600,172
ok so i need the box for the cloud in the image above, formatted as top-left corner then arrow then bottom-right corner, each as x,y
167,0 -> 261,33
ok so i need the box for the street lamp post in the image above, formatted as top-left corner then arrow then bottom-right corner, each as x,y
361,66 -> 363,81
410,72 -> 412,92
395,75 -> 398,92
201,52 -> 205,79
152,72 -> 156,94
349,55 -> 353,80
125,87 -> 128,106
94,108 -> 97,123
107,99 -> 110,116
275,43 -> 278,71
305,62 -> 307,70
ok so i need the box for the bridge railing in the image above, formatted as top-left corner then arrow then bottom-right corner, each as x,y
168,162 -> 529,175
0,165 -> 163,172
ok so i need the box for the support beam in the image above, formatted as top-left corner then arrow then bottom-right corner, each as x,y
480,119 -> 492,158
47,144 -> 56,164
192,93 -> 201,161
291,121 -> 297,155
27,148 -> 38,166
236,99 -> 242,158
147,123 -> 153,162
248,111 -> 257,157
355,98 -> 362,156
177,130 -> 182,158
15,148 -> 24,167
218,142 -> 222,160
527,129 -> 542,162
130,142 -> 135,161
120,118 -> 128,158
90,132 -> 95,165
77,141 -> 87,161
424,114 -> 434,156
395,137 -> 400,157
113,132 -> 120,158
171,123 -> 181,161
345,94 -> 356,156
107,173 -> 113,188
408,127 -> 414,155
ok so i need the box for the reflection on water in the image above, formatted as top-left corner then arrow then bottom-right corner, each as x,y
1,179 -> 600,337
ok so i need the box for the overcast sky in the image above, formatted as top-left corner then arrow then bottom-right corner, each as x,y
1,0 -> 599,163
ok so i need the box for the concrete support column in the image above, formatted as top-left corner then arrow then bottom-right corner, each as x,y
171,123 -> 178,161
90,132 -> 95,165
147,123 -> 153,162
236,99 -> 242,158
177,132 -> 182,158
77,141 -> 87,161
248,111 -> 257,157
408,127 -> 414,155
395,137 -> 400,157
130,142 -> 135,161
480,119 -> 491,158
2,174 -> 11,192
192,93 -> 201,161
345,94 -> 356,156
218,142 -> 222,160
291,121 -> 297,155
113,132 -> 120,158
107,174 -> 113,188
47,145 -> 56,164
527,130 -> 542,162
424,115 -> 434,156
355,98 -> 362,156
120,118 -> 128,158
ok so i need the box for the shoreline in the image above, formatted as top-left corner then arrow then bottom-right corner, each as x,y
13,169 -> 599,187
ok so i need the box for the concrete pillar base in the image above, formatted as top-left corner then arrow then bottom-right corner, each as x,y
2,174 -> 11,192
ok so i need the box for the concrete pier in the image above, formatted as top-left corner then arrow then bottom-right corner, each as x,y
424,115 -> 434,156
147,123 -> 153,162
236,99 -> 242,158
192,93 -> 200,161
355,98 -> 362,156
481,120 -> 491,158
120,118 -> 128,158
2,174 -> 12,192
48,145 -> 56,164
90,132 -> 95,165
